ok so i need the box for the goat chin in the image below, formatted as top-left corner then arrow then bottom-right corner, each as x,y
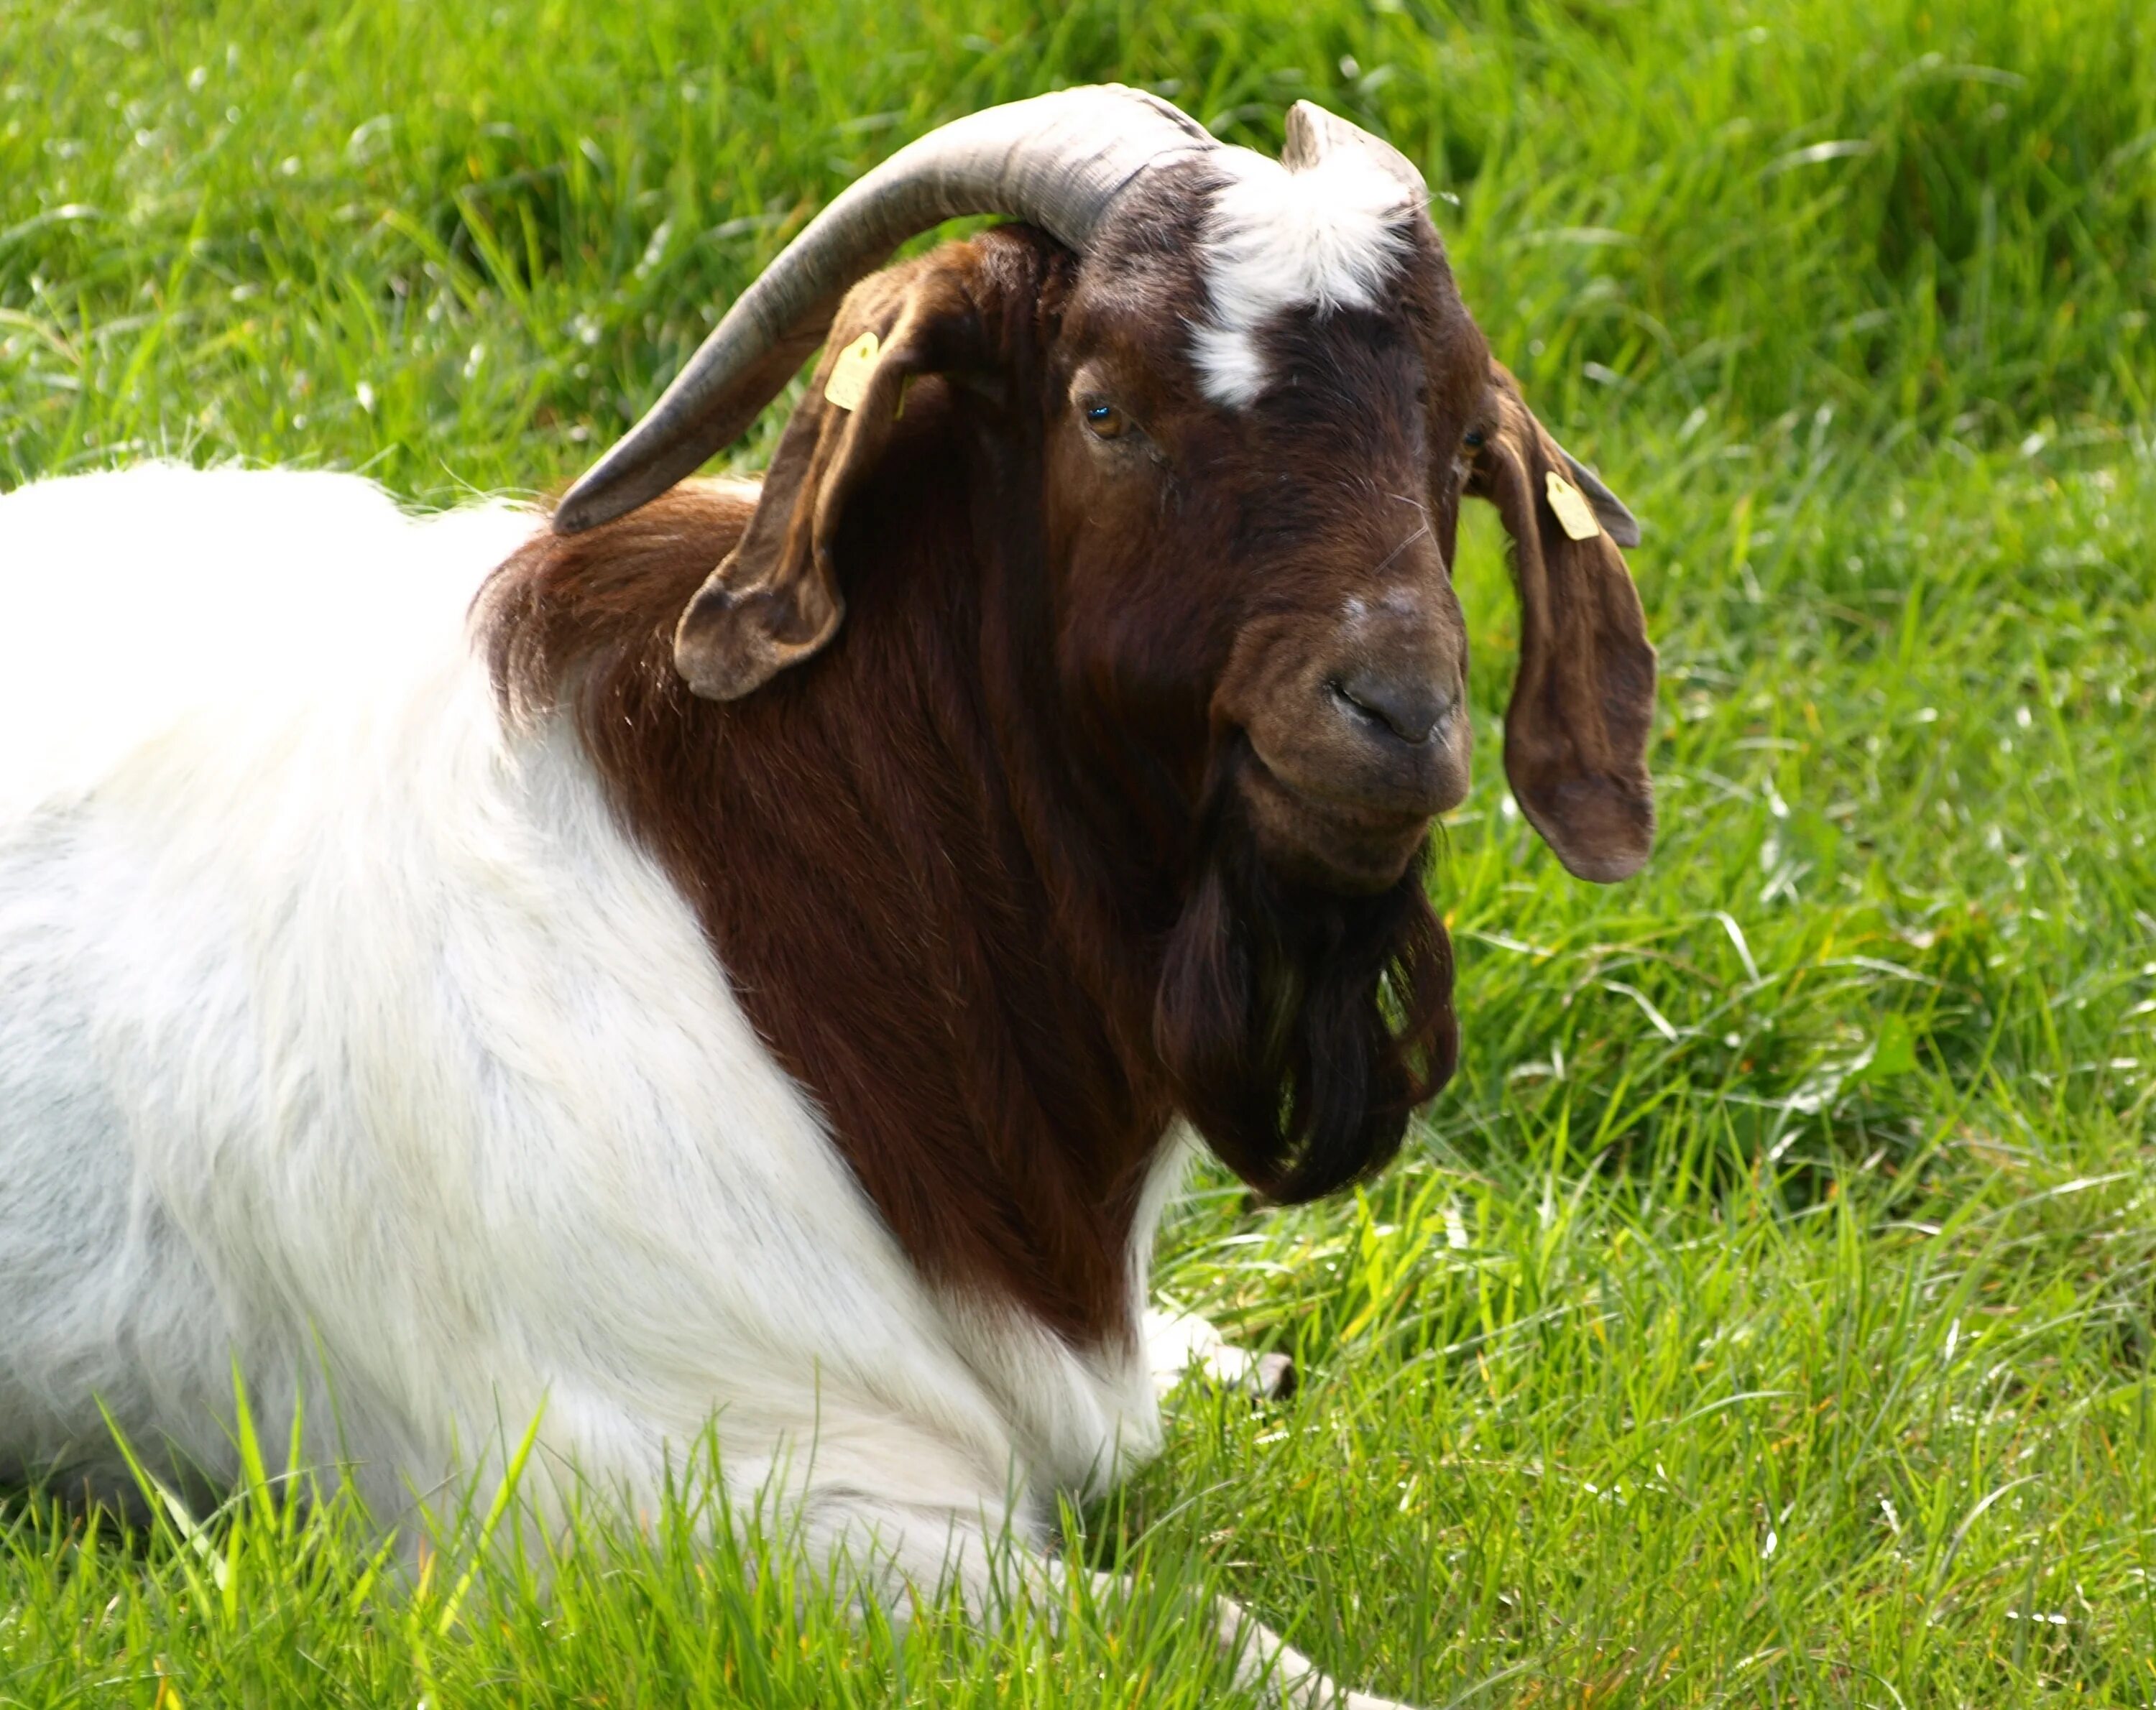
0,463 -> 1416,1709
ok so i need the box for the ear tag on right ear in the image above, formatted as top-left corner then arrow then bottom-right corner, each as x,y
824,331 -> 882,412
1544,470 -> 1603,542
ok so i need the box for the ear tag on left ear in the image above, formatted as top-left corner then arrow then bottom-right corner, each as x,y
1544,470 -> 1603,542
824,331 -> 883,412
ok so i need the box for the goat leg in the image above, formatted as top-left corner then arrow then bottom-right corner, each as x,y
1145,1305 -> 1297,1401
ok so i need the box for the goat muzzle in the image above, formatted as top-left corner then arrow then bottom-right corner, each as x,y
1222,594 -> 1471,895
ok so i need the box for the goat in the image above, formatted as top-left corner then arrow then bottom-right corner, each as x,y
0,88 -> 1654,1706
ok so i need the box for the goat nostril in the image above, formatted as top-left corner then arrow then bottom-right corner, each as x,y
1330,673 -> 1449,746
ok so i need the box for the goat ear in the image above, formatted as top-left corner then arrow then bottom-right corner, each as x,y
1469,364 -> 1657,882
1547,436 -> 1641,549
672,256 -> 987,701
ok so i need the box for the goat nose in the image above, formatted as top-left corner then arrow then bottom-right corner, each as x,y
1330,670 -> 1451,745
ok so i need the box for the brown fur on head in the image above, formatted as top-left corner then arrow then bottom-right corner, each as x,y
485,162 -> 1654,1339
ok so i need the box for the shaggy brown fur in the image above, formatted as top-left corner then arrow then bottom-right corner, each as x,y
479,208 -> 1647,1345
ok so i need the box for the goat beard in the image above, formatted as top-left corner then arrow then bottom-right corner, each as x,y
1151,782 -> 1460,1204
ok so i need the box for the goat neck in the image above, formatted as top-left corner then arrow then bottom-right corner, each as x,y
481,328 -> 1186,1349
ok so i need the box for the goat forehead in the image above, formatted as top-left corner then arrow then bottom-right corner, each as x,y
1191,145 -> 1419,410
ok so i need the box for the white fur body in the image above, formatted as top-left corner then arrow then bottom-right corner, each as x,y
0,463 -> 1176,1542
1192,146 -> 1417,408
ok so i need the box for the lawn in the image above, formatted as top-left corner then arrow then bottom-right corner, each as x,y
4,0 -> 2155,1702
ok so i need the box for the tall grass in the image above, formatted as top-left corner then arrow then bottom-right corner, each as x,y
4,0 -> 2149,490
4,0 -> 2155,1701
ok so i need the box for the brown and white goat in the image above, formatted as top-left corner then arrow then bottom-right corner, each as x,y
0,88 -> 1651,1706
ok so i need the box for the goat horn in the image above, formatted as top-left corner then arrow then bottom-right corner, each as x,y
555,86 -> 1217,534
1279,100 -> 1427,200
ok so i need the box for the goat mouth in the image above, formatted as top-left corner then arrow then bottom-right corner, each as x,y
1233,746 -> 1434,894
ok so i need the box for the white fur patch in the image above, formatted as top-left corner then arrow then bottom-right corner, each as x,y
1192,146 -> 1418,407
0,464 -> 1183,1549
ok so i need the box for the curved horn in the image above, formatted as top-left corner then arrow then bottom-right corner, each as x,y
555,86 -> 1216,535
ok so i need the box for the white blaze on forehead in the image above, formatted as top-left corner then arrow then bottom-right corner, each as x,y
1191,144 -> 1419,408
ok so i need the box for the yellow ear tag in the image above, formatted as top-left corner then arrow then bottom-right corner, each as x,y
1544,469 -> 1603,542
823,331 -> 882,412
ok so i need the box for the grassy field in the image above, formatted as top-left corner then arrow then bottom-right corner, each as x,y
5,0 -> 2156,1702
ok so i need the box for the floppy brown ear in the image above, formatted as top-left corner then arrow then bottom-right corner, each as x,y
671,251 -> 995,701
1469,364 -> 1657,882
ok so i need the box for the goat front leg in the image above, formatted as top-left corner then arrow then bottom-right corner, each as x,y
1199,1583 -> 1417,1710
1144,1305 -> 1296,1400
794,1484 -> 1416,1709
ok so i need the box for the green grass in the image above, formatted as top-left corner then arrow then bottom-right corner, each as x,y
4,0 -> 2155,1702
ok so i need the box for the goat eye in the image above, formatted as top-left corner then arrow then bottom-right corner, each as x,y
1462,428 -> 1486,450
1082,400 -> 1130,440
